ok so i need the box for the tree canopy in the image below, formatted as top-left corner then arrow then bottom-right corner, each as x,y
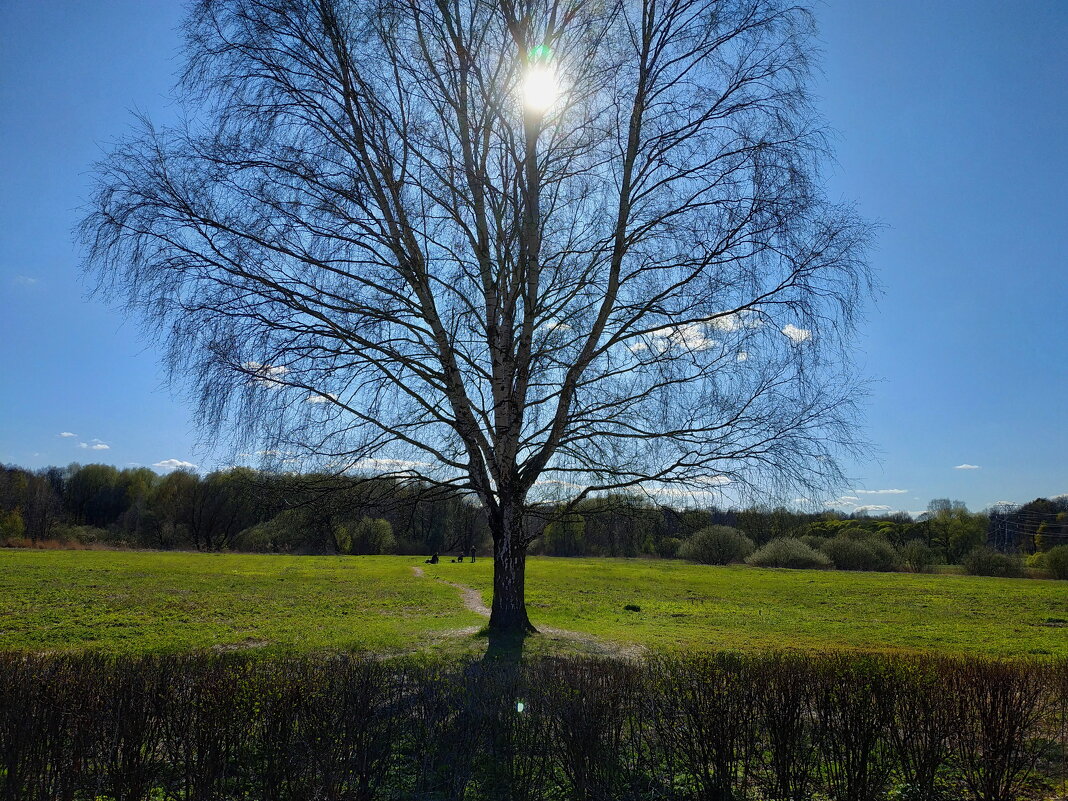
82,0 -> 871,633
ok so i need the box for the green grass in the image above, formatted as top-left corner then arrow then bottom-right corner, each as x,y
0,550 -> 482,654
1,549 -> 1065,657
423,557 -> 1068,658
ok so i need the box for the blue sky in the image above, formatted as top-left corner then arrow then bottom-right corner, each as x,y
1,1 -> 1065,515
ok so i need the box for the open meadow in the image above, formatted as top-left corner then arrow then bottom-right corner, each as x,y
1,548 -> 1065,657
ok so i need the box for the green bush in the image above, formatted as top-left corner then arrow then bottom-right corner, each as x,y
678,526 -> 755,565
1025,551 -> 1047,570
745,537 -> 831,569
1044,545 -> 1068,580
799,534 -> 826,552
901,538 -> 937,573
962,546 -> 1023,578
819,536 -> 900,572
348,517 -> 396,555
656,537 -> 682,559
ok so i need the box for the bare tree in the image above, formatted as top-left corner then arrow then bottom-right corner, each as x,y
82,0 -> 871,635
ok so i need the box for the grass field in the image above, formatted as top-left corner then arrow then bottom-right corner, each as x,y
431,558 -> 1068,657
1,549 -> 1065,657
0,550 -> 482,654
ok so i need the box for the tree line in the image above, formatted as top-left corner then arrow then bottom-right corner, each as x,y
2,463 -> 1065,567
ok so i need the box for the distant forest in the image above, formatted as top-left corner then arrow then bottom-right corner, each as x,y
1,463 -> 1065,561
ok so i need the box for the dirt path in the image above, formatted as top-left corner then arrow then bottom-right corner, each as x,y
411,565 -> 643,659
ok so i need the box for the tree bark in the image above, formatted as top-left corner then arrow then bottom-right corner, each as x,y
489,503 -> 536,636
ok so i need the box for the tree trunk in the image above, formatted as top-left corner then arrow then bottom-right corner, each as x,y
489,504 -> 536,636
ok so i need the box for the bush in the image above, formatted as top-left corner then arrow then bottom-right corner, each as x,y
962,546 -> 1023,578
678,526 -> 754,565
902,538 -> 938,573
656,536 -> 682,559
349,517 -> 396,555
1044,545 -> 1068,580
820,536 -> 900,572
0,652 -> 1063,801
746,538 -> 831,569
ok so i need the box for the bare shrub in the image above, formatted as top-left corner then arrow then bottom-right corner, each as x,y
752,654 -> 822,800
813,654 -> 897,801
887,657 -> 960,800
952,659 -> 1055,801
649,653 -> 758,800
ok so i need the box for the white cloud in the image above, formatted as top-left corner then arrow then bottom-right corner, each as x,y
13,275 -> 38,286
534,478 -> 585,491
642,476 -> 732,498
153,458 -> 198,471
350,458 -> 432,473
954,464 -> 981,470
781,324 -> 811,344
304,392 -> 338,404
242,361 -> 289,386
630,323 -> 719,354
709,311 -> 761,333
854,504 -> 892,513
544,319 -> 572,331
735,351 -> 749,362
855,488 -> 908,495
825,495 -> 858,507
58,432 -> 77,438
79,442 -> 110,450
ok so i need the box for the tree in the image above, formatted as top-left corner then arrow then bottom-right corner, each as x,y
186,469 -> 263,551
923,500 -> 987,563
82,0 -> 871,635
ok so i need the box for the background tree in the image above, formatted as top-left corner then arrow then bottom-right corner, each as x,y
82,0 -> 871,635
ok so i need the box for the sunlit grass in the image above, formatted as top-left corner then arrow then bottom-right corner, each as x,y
424,557 -> 1068,658
0,550 -> 480,654
1,550 -> 1064,657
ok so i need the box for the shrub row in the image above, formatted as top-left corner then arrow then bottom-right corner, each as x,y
1,651 -> 1065,801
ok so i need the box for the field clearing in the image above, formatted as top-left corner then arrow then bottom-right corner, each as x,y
0,550 -> 482,653
1,549 -> 1065,656
431,558 -> 1068,657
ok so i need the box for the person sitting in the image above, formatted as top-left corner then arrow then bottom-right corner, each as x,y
456,554 -> 464,563
424,552 -> 439,565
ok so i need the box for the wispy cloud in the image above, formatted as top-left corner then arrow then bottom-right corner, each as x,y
12,275 -> 38,287
825,495 -> 859,507
304,392 -> 338,404
58,432 -> 77,438
855,488 -> 907,495
79,439 -> 110,450
153,458 -> 197,471
954,464 -> 981,470
855,504 -> 892,513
